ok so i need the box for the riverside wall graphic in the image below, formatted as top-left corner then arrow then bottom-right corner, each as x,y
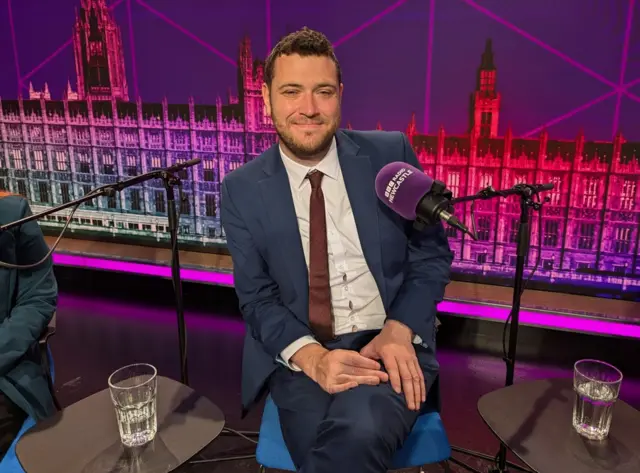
1,0 -> 639,297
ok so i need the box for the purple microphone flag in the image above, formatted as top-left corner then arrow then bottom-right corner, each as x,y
375,162 -> 434,220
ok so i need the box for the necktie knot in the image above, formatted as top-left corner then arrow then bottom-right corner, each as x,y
307,170 -> 324,190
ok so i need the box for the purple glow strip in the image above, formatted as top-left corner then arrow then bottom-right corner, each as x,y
51,252 -> 640,340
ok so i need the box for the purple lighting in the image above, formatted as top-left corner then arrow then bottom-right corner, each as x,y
51,253 -> 640,341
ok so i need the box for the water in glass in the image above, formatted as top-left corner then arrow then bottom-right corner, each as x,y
109,363 -> 158,447
572,359 -> 622,441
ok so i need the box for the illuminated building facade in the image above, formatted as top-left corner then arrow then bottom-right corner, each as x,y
0,1 -> 637,292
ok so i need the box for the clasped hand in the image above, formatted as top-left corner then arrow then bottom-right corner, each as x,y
308,348 -> 390,394
359,320 -> 425,411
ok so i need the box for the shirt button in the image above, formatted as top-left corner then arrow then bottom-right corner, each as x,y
352,325 -> 358,332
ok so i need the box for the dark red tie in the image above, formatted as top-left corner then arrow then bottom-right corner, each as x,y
307,170 -> 333,341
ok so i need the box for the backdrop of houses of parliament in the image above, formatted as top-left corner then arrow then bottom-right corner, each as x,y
1,0 -> 639,299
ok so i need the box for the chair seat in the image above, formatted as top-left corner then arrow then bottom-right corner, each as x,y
256,395 -> 451,471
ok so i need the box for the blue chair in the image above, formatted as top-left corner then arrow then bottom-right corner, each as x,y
256,393 -> 452,472
0,314 -> 59,472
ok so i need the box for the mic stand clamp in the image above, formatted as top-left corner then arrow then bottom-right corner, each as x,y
413,180 -> 454,232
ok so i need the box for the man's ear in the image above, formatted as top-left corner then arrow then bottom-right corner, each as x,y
261,83 -> 271,116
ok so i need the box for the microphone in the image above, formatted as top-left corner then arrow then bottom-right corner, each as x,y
375,162 -> 476,240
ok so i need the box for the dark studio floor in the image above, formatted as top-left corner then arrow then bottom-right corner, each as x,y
45,268 -> 640,473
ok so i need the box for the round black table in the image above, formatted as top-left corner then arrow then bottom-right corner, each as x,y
16,376 -> 225,473
478,378 -> 640,473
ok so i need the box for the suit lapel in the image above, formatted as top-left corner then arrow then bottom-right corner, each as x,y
259,145 -> 309,314
336,131 -> 386,302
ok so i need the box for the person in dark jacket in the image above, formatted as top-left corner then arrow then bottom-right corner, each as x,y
0,192 -> 57,455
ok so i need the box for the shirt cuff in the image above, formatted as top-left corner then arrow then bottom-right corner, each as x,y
277,335 -> 320,371
412,333 -> 425,347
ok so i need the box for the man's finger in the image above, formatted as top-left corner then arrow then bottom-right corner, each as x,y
399,361 -> 416,410
336,374 -> 382,386
384,355 -> 402,394
407,360 -> 422,410
343,351 -> 383,370
328,381 -> 358,394
414,358 -> 426,403
345,366 -> 389,382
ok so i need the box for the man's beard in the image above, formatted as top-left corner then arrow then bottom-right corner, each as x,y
274,115 -> 340,160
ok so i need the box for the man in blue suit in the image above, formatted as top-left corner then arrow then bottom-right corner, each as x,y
221,27 -> 453,473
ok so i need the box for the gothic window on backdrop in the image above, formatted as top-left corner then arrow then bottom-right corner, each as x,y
155,191 -> 165,213
513,174 -> 526,185
620,179 -> 636,211
614,226 -> 632,254
37,182 -> 50,203
480,71 -> 492,91
204,159 -> 216,182
581,177 -> 599,208
77,152 -> 91,173
102,153 -> 115,174
446,171 -> 460,199
150,155 -> 162,170
126,154 -> 138,176
60,183 -> 71,204
477,216 -> 491,241
578,222 -> 595,250
543,220 -> 559,247
130,189 -> 142,211
480,112 -> 492,137
33,150 -> 46,171
479,172 -> 492,189
11,149 -> 25,169
549,176 -> 562,206
82,185 -> 93,207
445,227 -> 458,239
17,181 -> 27,196
205,194 -> 217,217
180,195 -> 191,215
55,151 -> 67,171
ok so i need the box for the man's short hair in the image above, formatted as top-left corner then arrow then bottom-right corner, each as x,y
263,27 -> 342,87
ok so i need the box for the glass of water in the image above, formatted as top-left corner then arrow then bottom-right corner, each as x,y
572,359 -> 623,441
108,363 -> 158,448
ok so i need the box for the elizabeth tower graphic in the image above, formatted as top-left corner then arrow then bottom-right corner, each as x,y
0,0 -> 638,294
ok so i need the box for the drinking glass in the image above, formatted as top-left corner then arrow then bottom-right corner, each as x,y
108,363 -> 158,447
572,359 -> 623,441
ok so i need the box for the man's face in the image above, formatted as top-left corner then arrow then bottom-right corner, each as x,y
262,54 -> 342,161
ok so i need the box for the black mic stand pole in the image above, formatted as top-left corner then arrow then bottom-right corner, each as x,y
444,184 -> 550,473
163,171 -> 188,386
0,158 -> 201,388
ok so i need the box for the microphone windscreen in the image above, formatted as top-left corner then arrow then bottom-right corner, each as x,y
375,162 -> 433,220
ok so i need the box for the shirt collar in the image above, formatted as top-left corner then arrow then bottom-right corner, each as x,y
279,137 -> 339,189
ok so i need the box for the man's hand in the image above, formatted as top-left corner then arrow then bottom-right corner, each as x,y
291,344 -> 389,394
359,320 -> 425,411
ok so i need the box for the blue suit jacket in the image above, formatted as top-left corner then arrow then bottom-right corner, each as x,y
0,196 -> 57,421
221,129 -> 453,413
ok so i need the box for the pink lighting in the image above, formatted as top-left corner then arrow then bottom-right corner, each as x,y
51,252 -> 640,341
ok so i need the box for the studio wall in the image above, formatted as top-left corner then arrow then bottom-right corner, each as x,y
1,0 -> 639,299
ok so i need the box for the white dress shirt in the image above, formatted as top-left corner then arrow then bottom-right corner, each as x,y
278,138 -> 423,371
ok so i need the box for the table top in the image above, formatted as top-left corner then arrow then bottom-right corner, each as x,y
16,376 -> 225,473
478,378 -> 640,473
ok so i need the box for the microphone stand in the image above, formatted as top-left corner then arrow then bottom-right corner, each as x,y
0,158 -> 201,387
445,183 -> 551,473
